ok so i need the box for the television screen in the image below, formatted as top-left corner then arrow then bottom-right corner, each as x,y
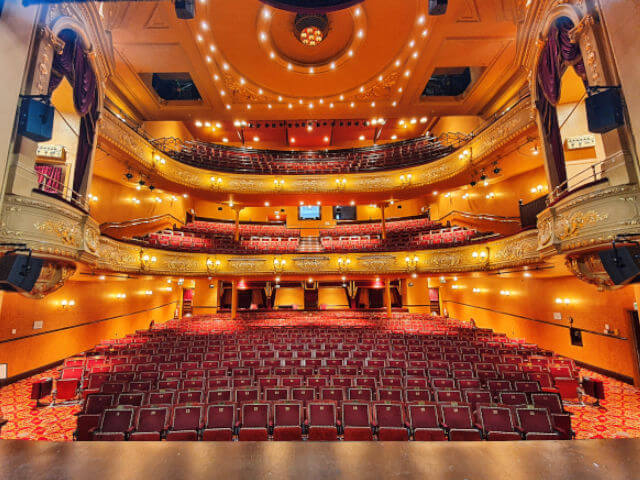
333,206 -> 356,220
298,205 -> 321,220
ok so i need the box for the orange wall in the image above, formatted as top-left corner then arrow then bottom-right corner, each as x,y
318,287 -> 349,309
429,166 -> 548,226
142,121 -> 194,142
439,272 -> 639,382
0,275 -> 180,378
192,278 -> 219,315
89,175 -> 192,225
430,115 -> 484,137
275,287 -> 304,309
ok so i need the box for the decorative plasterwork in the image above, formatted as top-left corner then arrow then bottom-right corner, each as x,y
98,97 -> 534,197
293,257 -> 331,272
537,183 -> 640,256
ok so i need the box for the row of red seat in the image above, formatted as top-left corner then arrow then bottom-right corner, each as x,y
153,134 -> 457,175
80,400 -> 568,441
319,217 -> 439,237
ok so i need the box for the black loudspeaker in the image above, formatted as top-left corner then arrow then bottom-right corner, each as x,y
17,96 -> 54,142
428,0 -> 448,15
0,254 -> 44,293
570,327 -> 583,347
586,88 -> 624,133
174,0 -> 195,19
598,246 -> 640,285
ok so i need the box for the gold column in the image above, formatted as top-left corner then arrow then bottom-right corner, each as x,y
384,278 -> 392,316
380,203 -> 387,240
231,279 -> 238,320
232,205 -> 244,242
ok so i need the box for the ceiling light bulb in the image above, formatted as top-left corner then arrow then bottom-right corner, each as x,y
395,59 -> 401,67
226,104 -> 231,110
354,7 -> 361,16
268,104 -> 272,109
357,29 -> 364,38
201,21 -> 209,30
359,135 -> 365,140
330,62 -> 336,69
339,95 -> 344,101
258,88 -> 263,95
418,15 -> 425,24
205,55 -> 212,63
196,34 -> 203,42
412,51 -> 419,59
239,77 -> 245,85
262,8 -> 271,18
348,50 -> 354,57
350,102 -> 355,108
329,103 -> 334,108
278,96 -> 283,102
371,101 -> 375,107
309,67 -> 314,74
409,40 -> 415,48
287,63 -> 293,70
223,63 -> 229,70
195,120 -> 203,127
220,90 -> 226,96
260,32 -> 267,41
404,70 -> 411,77
209,44 -> 216,52
253,136 -> 259,142
392,101 -> 397,107
391,134 -> 397,140
270,51 -> 275,59
422,29 -> 428,37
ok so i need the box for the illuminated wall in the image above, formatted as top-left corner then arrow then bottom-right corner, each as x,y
274,287 -> 304,309
318,287 -> 349,309
0,275 -> 180,378
439,272 -> 639,383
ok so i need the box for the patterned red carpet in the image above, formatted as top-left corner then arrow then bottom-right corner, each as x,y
1,368 -> 639,441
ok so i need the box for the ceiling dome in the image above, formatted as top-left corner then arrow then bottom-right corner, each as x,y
259,0 -> 364,13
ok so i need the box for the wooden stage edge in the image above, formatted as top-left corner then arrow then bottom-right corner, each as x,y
0,439 -> 638,480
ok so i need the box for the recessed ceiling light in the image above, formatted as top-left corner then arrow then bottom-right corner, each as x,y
378,75 -> 383,82
262,8 -> 271,19
392,101 -> 397,107
195,120 -> 202,127
287,63 -> 293,70
278,96 -> 283,102
395,59 -> 401,67
269,51 -> 275,59
268,104 -> 272,109
411,118 -> 417,124
348,50 -> 354,57
223,63 -> 229,70
196,34 -> 203,42
201,21 -> 209,30
329,103 -> 334,108
422,29 -> 428,37
204,121 -> 211,127
226,104 -> 231,110
253,136 -> 259,141
222,138 -> 228,142
209,44 -> 216,52
420,116 -> 428,123
205,55 -> 212,63
288,103 -> 292,109
412,51 -> 419,58
359,86 -> 365,93
216,122 -> 222,128
319,98 -> 324,104
323,136 -> 329,142
290,137 -> 296,143
220,90 -> 226,96
258,88 -> 263,95
213,74 -> 219,81
354,7 -> 361,16
357,29 -> 364,38
308,103 -> 314,109
339,95 -> 344,101
309,67 -> 314,74
370,101 -> 375,107
398,87 -> 403,92
404,70 -> 411,77
259,32 -> 267,41
418,15 -> 425,25
409,39 -> 415,48
239,77 -> 246,85
350,102 -> 355,108
299,99 -> 303,104
247,104 -> 252,109
330,62 -> 336,69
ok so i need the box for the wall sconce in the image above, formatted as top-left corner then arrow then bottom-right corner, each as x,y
131,197 -> 141,205
530,184 -> 546,194
499,290 -> 511,296
154,154 -> 166,166
451,284 -> 462,290
555,298 -> 571,304
404,255 -> 419,272
143,290 -> 153,296
60,299 -> 75,309
335,178 -> 347,190
472,288 -> 481,293
273,258 -> 287,273
140,251 -> 157,271
177,278 -> 184,286
88,194 -> 99,203
485,192 -> 495,199
115,293 -> 127,299
337,257 -> 351,272
274,179 -> 285,191
471,248 -> 489,262
399,173 -> 413,186
210,176 -> 223,190
206,258 -> 221,273
458,148 -> 472,161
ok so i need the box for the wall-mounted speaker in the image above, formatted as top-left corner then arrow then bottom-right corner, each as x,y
428,0 -> 448,15
586,88 -> 624,133
0,254 -> 44,293
174,0 -> 195,19
17,96 -> 53,142
598,246 -> 640,285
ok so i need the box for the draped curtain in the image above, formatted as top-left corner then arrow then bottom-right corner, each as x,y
34,164 -> 64,194
48,29 -> 98,204
535,17 -> 588,188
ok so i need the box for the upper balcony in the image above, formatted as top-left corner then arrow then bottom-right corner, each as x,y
98,96 -> 536,200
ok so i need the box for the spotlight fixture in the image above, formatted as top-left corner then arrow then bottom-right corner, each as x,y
125,172 -> 133,181
149,185 -> 155,191
479,172 -> 487,181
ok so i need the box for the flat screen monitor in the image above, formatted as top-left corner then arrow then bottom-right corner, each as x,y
298,205 -> 321,220
333,205 -> 356,220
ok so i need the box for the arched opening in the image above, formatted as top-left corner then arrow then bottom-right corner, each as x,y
36,28 -> 98,208
535,16 -> 590,196
556,67 -> 606,191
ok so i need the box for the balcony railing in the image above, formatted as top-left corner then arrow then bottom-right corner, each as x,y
150,132 -> 469,175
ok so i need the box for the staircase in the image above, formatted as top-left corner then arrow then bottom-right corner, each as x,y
297,236 -> 324,253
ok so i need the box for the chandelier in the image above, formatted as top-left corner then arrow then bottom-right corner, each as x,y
295,14 -> 329,46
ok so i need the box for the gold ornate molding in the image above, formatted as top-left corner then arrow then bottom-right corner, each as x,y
537,183 -> 640,256
98,98 -> 534,197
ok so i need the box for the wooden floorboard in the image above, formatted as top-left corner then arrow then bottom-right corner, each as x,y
0,439 -> 638,480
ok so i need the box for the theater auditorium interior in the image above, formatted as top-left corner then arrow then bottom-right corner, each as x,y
0,0 -> 640,478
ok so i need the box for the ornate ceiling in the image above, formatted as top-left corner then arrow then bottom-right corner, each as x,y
104,0 -> 521,148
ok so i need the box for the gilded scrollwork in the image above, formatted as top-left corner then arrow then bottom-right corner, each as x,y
292,257 -> 331,272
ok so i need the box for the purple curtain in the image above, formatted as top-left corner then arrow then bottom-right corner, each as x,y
35,164 -> 64,194
536,17 -> 588,188
48,29 -> 98,204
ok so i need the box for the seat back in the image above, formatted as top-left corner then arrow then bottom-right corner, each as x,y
478,406 -> 515,433
516,408 -> 553,434
407,404 -> 439,429
241,403 -> 270,428
274,403 -> 303,427
136,407 -> 168,432
531,392 -> 563,414
171,405 -> 203,430
205,404 -> 235,429
148,391 -> 175,405
440,405 -> 474,429
84,394 -> 114,414
373,403 -> 405,427
307,402 -> 336,426
100,408 -> 135,433
342,402 -> 370,427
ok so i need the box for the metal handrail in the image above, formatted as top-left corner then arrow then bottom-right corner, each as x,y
19,164 -> 89,211
100,213 -> 185,231
547,158 -> 609,205
436,210 -> 521,224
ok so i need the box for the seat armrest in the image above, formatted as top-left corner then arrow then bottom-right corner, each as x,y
515,426 -> 525,434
